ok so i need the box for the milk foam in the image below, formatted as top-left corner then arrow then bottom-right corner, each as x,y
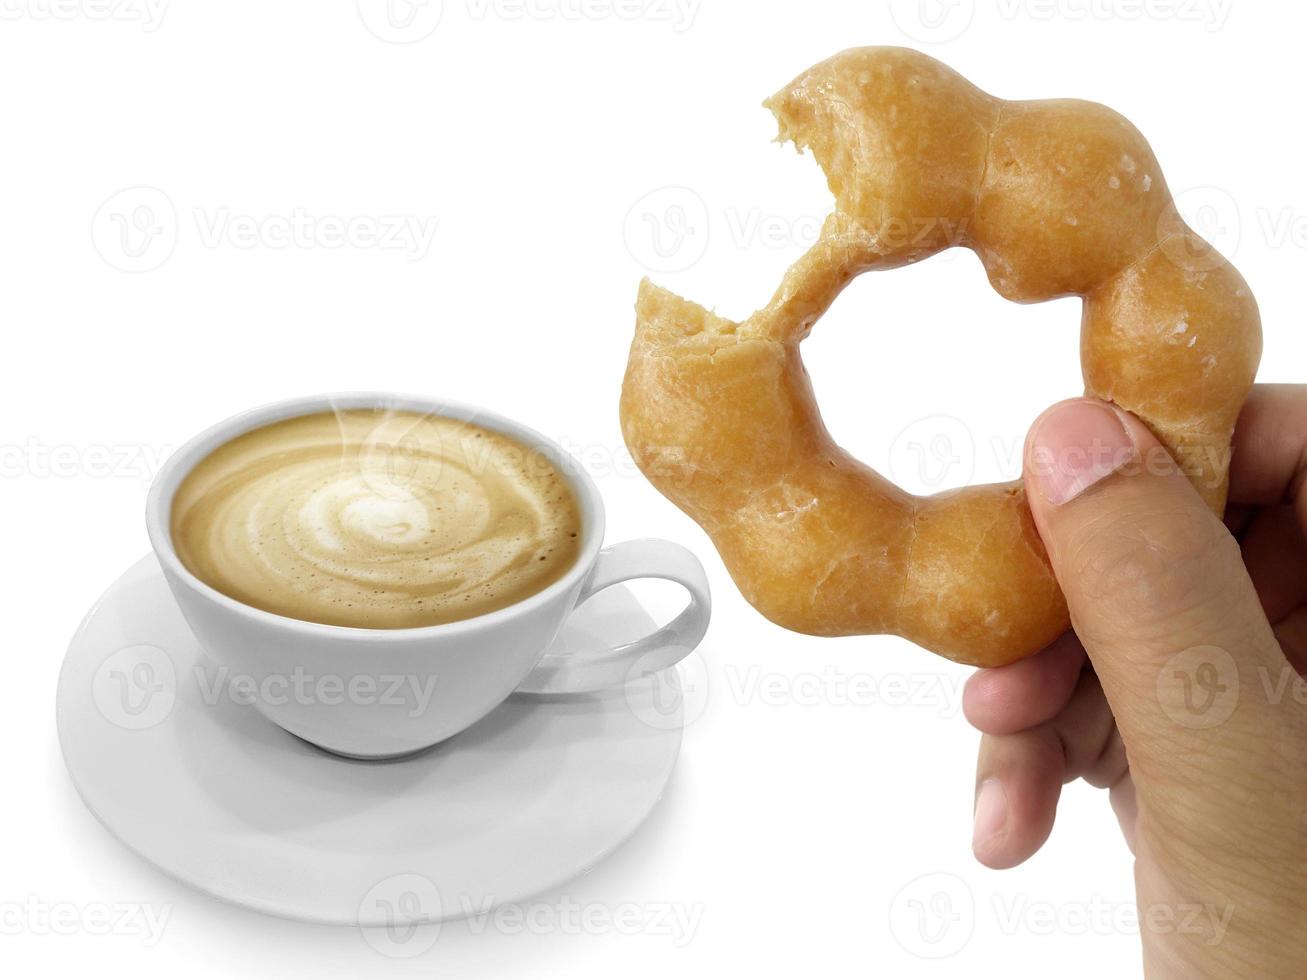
171,409 -> 582,628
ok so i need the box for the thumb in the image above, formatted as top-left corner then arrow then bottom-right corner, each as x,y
1022,397 -> 1307,968
1022,398 -> 1289,772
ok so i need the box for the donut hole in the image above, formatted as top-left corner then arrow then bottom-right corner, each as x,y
801,248 -> 1083,496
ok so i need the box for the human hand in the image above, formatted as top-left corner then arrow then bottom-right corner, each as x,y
965,385 -> 1307,978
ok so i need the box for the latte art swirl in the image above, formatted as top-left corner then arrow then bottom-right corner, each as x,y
171,410 -> 582,628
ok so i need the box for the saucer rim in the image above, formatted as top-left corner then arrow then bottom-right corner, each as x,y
56,553 -> 684,926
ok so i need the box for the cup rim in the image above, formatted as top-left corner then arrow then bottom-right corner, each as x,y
145,391 -> 607,640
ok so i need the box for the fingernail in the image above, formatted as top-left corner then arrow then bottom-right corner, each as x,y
972,778 -> 1008,853
1028,400 -> 1135,505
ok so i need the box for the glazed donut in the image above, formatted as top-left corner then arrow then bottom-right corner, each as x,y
619,47 -> 1261,668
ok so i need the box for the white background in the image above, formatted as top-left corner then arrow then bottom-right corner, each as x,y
3,0 -> 1304,976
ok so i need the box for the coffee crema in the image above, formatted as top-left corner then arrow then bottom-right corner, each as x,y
171,409 -> 582,628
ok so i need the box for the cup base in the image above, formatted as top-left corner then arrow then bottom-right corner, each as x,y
291,731 -> 444,763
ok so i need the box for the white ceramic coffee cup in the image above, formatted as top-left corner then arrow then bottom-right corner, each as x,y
145,392 -> 711,759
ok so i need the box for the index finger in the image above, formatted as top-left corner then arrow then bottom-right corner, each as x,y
1228,384 -> 1307,514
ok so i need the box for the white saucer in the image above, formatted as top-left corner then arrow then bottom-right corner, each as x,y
56,555 -> 684,926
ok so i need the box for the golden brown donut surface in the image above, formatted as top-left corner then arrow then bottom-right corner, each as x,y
619,47 -> 1261,668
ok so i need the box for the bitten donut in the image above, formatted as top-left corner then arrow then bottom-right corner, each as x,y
620,47 -> 1261,668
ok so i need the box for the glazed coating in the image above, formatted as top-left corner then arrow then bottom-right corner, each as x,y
620,47 -> 1261,667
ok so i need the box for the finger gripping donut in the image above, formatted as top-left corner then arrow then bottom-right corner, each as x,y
619,47 -> 1261,668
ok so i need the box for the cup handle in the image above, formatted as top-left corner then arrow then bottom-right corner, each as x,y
515,538 -> 711,695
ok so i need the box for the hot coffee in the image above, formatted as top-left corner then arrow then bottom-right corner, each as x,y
171,409 -> 582,628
